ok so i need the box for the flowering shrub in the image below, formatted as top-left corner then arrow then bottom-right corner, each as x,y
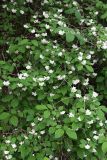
0,0 -> 107,159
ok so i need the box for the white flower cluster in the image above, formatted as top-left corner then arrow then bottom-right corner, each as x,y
18,73 -> 29,80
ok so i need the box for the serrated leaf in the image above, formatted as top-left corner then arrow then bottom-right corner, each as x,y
66,128 -> 77,140
10,116 -> 18,126
55,128 -> 64,138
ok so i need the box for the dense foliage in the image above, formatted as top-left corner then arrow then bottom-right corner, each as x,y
0,0 -> 107,159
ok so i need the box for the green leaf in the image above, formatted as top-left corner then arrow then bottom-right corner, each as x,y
11,98 -> 19,107
10,116 -> 18,126
44,110 -> 50,118
66,128 -> 77,140
76,34 -> 85,45
61,98 -> 69,105
85,65 -> 94,72
66,30 -> 75,42
19,39 -> 29,45
32,40 -> 38,46
102,142 -> 107,153
55,128 -> 64,138
35,105 -> 47,110
0,112 -> 10,120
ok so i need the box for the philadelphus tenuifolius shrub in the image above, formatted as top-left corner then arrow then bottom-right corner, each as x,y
0,0 -> 107,160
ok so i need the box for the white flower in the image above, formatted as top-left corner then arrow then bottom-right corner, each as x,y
40,130 -> 45,134
87,138 -> 90,141
91,26 -> 96,31
73,1 -> 78,6
71,86 -> 77,93
87,120 -> 93,125
48,70 -> 53,74
105,120 -> 107,124
92,91 -> 98,98
43,12 -> 49,18
83,96 -> 89,101
50,93 -> 55,97
11,9 -> 17,13
23,24 -> 29,28
99,121 -> 103,126
81,60 -> 86,65
58,21 -> 63,26
26,45 -> 30,49
93,130 -> 97,134
45,24 -> 50,29
20,10 -> 24,14
39,82 -> 45,86
31,29 -> 35,33
5,140 -> 11,144
86,55 -> 91,59
95,11 -> 98,15
32,92 -> 37,96
42,33 -> 47,37
4,151 -> 9,154
45,66 -> 49,70
11,144 -> 17,148
41,39 -> 48,44
40,54 -> 44,59
67,148 -> 71,152
19,141 -> 24,145
90,51 -> 94,54
69,112 -> 74,118
50,60 -> 55,64
26,0 -> 33,3
93,135 -> 99,140
38,117 -> 43,121
6,155 -> 12,159
31,122 -> 35,127
26,65 -> 31,70
76,93 -> 81,98
35,34 -> 40,37
60,111 -> 65,115
77,116 -> 82,121
78,56 -> 82,61
58,52 -> 63,56
58,9 -> 63,13
85,144 -> 90,149
92,148 -> 97,153
72,79 -> 80,85
102,41 -> 107,49
86,109 -> 91,116
54,157 -> 58,160
17,83 -> 23,87
58,30 -> 65,35
3,81 -> 10,86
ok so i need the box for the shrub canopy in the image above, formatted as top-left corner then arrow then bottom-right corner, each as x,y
0,0 -> 107,160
